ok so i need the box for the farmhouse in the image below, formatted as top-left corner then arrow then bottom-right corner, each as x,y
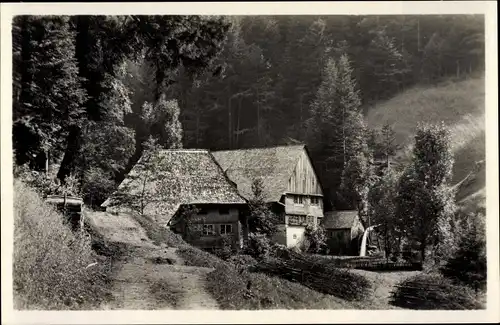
212,144 -> 324,248
102,144 -> 336,251
322,210 -> 365,255
101,149 -> 247,250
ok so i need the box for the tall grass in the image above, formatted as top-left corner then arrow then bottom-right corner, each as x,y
13,180 -> 112,310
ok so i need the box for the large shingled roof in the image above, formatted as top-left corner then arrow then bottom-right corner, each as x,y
211,144 -> 306,202
102,149 -> 245,225
322,210 -> 359,229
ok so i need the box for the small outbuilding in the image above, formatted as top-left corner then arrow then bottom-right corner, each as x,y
322,210 -> 365,255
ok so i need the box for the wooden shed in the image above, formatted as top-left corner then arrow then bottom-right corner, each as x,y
322,210 -> 365,256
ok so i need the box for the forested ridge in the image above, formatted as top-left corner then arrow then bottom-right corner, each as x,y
12,15 -> 485,209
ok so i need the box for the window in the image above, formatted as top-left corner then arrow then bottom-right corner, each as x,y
219,208 -> 229,215
220,224 -> 232,235
311,197 -> 320,205
293,195 -> 304,205
288,215 -> 307,225
317,217 -> 323,225
293,234 -> 297,239
289,215 -> 300,224
307,216 -> 314,224
203,224 -> 215,235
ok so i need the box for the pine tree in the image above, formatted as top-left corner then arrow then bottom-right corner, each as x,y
248,178 -> 278,236
440,215 -> 486,292
307,52 -> 371,210
369,123 -> 401,171
12,16 -> 86,171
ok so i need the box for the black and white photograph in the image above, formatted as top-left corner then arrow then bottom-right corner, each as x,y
1,1 -> 498,323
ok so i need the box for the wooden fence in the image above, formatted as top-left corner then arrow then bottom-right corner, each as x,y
310,254 -> 422,271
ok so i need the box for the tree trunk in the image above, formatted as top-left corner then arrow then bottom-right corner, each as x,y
195,112 -> 200,146
45,149 -> 49,176
342,106 -> 346,167
236,97 -> 241,147
420,240 -> 426,263
57,126 -> 82,182
228,94 -> 232,149
256,88 -> 260,146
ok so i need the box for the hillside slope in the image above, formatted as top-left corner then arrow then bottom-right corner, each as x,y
366,76 -> 486,211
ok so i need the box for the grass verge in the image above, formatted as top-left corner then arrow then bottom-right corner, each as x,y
13,180 -> 113,310
131,213 -> 187,247
176,246 -> 225,268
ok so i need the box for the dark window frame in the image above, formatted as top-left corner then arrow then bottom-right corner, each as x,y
220,224 -> 233,235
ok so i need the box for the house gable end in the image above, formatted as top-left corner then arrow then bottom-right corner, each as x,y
286,147 -> 323,196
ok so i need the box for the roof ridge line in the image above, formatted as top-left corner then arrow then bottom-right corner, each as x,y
212,143 -> 305,153
207,151 -> 249,203
159,149 -> 209,152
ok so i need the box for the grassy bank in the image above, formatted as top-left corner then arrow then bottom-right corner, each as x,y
13,180 -> 113,310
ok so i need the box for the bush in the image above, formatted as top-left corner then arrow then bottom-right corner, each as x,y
243,233 -> 272,260
440,220 -> 486,292
227,254 -> 258,270
390,274 -> 483,310
15,164 -> 81,198
300,225 -> 328,254
213,235 -> 235,260
13,180 -> 111,310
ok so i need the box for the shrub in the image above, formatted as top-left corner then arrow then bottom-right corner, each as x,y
15,164 -> 82,198
390,274 -> 483,310
301,225 -> 328,254
13,180 -> 111,310
227,254 -> 258,270
213,235 -> 235,260
81,167 -> 116,208
243,233 -> 272,260
440,219 -> 486,292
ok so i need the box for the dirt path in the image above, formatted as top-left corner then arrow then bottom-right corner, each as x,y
351,269 -> 422,309
101,245 -> 219,310
88,212 -> 219,310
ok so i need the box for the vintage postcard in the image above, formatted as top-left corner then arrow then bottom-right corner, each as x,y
1,1 -> 498,324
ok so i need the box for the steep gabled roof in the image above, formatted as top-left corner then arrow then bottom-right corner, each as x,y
211,144 -> 306,202
102,149 -> 245,223
322,210 -> 359,229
